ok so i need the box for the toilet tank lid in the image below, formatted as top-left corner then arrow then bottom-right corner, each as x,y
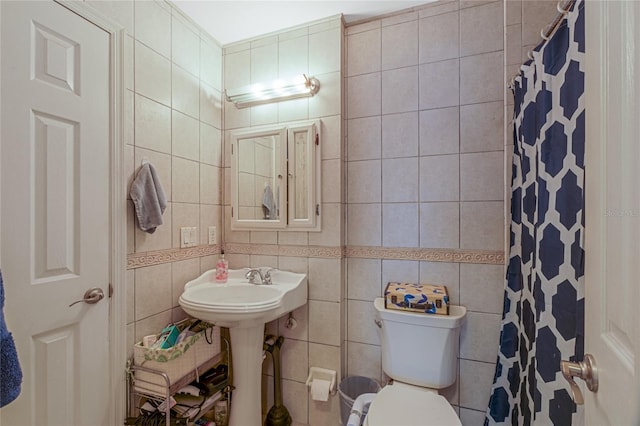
366,384 -> 461,426
374,298 -> 466,328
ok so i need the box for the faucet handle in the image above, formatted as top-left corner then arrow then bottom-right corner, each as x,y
264,268 -> 277,284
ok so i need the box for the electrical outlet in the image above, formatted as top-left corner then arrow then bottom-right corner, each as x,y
208,226 -> 217,245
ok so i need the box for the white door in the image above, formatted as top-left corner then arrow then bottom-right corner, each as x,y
0,1 -> 111,425
584,0 -> 640,424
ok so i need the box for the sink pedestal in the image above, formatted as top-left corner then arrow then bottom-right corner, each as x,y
229,325 -> 264,426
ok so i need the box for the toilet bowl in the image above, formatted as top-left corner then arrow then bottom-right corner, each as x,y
364,298 -> 466,426
364,382 -> 460,426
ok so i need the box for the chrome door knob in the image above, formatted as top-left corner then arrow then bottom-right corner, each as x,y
69,287 -> 105,307
560,353 -> 598,405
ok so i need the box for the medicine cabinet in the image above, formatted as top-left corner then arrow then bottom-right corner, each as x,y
230,120 -> 321,231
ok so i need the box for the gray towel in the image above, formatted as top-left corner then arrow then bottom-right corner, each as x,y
262,183 -> 275,219
130,163 -> 167,234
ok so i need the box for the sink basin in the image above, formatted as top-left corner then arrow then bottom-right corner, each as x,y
178,267 -> 308,426
179,268 -> 307,328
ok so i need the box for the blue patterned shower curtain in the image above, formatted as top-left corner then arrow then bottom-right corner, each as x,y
485,1 -> 585,424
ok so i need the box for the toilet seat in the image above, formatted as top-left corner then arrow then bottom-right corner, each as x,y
364,382 -> 461,426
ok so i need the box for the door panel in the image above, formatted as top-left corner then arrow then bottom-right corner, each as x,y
585,0 -> 640,424
0,1 -> 111,424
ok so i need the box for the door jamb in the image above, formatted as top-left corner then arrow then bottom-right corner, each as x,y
54,1 -> 126,424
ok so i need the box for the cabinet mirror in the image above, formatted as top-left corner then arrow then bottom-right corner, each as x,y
230,120 -> 321,231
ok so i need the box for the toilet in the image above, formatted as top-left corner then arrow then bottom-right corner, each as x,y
364,298 -> 467,426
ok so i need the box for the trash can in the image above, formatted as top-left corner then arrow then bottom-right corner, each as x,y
338,376 -> 381,426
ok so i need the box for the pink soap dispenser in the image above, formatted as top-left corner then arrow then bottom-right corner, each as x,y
215,250 -> 228,283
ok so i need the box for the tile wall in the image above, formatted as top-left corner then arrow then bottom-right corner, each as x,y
344,1 -> 505,422
222,17 -> 344,425
83,0 -> 225,356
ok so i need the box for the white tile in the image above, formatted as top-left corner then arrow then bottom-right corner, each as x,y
171,203 -> 199,248
125,144 -> 135,199
347,29 -> 381,76
224,50 -> 250,89
460,101 -> 504,153
134,0 -> 171,59
124,90 -> 134,146
348,299 -> 379,345
200,164 -> 220,205
460,311 -> 501,363
278,98 -> 309,123
419,11 -> 459,64
381,20 -> 418,70
172,65 -> 200,119
460,1 -> 504,57
382,203 -> 419,248
348,117 -> 381,161
200,122 -> 222,166
171,258 -> 200,307
171,16 -> 200,77
278,231 -> 309,246
348,160 -> 381,203
460,408 -> 487,426
418,0 -> 459,18
251,42 -> 278,83
460,151 -> 504,201
347,342 -> 382,383
125,36 -> 134,91
278,304 -> 309,342
309,27 -> 341,75
347,258 -> 382,301
200,39 -> 222,90
459,359 -> 495,411
172,157 -> 199,203
347,73 -> 381,119
135,311 -> 172,343
309,71 -> 341,119
381,66 -> 419,114
382,112 -> 419,159
171,110 -> 199,161
506,0 -> 522,26
134,95 -> 171,154
522,0 -> 559,46
309,343 -> 341,378
135,41 -> 171,106
309,258 -> 341,302
419,202 -> 460,249
460,201 -> 504,250
346,20 -> 380,36
320,115 -> 341,160
309,301 -> 341,346
250,231 -> 277,245
280,339 -> 309,382
85,0 -> 133,35
419,154 -> 460,202
279,35 -> 309,79
460,51 -> 504,105
347,203 -> 381,246
382,157 -> 418,202
308,203 -> 342,247
199,204 -> 221,245
382,259 -> 420,288
419,59 -> 460,109
277,256 -> 308,274
282,380 -> 309,425
419,107 -> 459,156
419,262 -> 460,304
200,82 -> 223,128
251,104 -> 278,126
506,24 -> 523,67
322,159 -> 341,204
135,263 -> 172,320
460,264 -> 505,314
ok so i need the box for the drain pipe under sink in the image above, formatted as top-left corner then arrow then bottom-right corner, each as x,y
346,393 -> 377,426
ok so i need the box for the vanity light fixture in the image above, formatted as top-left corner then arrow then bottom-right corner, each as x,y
225,74 -> 320,108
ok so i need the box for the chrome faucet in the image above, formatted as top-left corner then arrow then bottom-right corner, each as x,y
245,268 -> 275,285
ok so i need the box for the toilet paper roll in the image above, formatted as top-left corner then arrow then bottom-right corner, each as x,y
310,378 -> 331,402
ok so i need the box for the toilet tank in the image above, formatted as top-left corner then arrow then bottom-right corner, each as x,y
373,298 -> 466,389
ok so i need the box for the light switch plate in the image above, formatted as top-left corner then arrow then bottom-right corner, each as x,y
208,226 -> 217,245
180,227 -> 197,248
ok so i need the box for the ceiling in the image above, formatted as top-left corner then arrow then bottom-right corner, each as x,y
172,1 -> 431,45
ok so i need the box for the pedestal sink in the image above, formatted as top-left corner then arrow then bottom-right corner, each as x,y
179,268 -> 308,426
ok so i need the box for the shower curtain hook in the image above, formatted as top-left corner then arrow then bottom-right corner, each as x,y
541,26 -> 550,41
557,0 -> 568,14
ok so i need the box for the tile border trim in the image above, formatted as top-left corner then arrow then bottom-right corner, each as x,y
127,245 -> 220,269
127,244 -> 505,268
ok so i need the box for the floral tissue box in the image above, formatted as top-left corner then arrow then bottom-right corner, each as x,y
384,282 -> 449,315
